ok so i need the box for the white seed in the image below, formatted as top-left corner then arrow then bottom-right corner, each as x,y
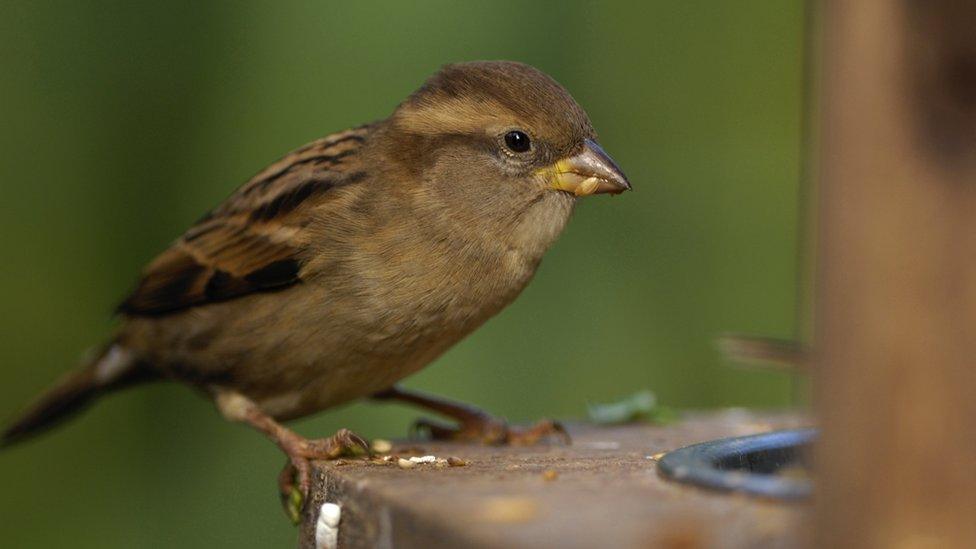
315,503 -> 342,549
370,439 -> 393,454
320,503 -> 341,527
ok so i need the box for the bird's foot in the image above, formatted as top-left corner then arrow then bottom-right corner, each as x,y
413,416 -> 570,446
277,428 -> 370,523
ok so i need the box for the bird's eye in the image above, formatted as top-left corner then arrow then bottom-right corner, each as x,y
503,130 -> 531,153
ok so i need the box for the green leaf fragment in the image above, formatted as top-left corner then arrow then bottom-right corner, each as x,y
587,390 -> 677,425
286,487 -> 303,526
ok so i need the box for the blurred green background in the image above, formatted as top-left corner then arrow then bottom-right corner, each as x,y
0,1 -> 803,546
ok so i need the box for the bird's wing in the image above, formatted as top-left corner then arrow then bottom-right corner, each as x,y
117,125 -> 372,316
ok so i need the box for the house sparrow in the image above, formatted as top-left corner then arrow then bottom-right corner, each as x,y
3,61 -> 630,506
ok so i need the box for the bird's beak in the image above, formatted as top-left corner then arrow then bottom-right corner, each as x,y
542,139 -> 632,197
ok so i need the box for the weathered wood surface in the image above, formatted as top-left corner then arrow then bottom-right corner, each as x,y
299,410 -> 808,549
816,2 -> 976,548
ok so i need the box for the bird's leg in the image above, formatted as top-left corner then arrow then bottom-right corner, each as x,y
372,385 -> 570,445
214,391 -> 369,521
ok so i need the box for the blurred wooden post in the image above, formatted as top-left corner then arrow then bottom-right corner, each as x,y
816,2 -> 976,547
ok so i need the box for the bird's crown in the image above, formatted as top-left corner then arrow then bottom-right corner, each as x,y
391,61 -> 594,152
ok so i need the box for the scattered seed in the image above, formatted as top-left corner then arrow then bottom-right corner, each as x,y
409,455 -> 437,464
370,439 -> 393,454
542,469 -> 559,481
447,456 -> 468,467
315,503 -> 341,549
397,458 -> 416,469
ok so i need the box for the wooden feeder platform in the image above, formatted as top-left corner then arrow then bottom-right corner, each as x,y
298,410 -> 809,548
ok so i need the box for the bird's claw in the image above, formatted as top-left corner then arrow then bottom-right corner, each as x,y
277,428 -> 371,523
304,428 -> 371,459
412,416 -> 571,446
508,419 -> 572,446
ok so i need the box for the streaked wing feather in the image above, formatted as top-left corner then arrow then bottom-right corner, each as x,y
118,126 -> 372,316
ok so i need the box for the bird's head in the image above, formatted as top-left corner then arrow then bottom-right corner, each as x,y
383,61 -> 631,203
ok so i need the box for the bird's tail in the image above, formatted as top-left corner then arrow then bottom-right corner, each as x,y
1,342 -> 156,448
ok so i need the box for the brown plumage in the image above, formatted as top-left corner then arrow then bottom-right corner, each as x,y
117,128 -> 370,315
3,61 -> 630,509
